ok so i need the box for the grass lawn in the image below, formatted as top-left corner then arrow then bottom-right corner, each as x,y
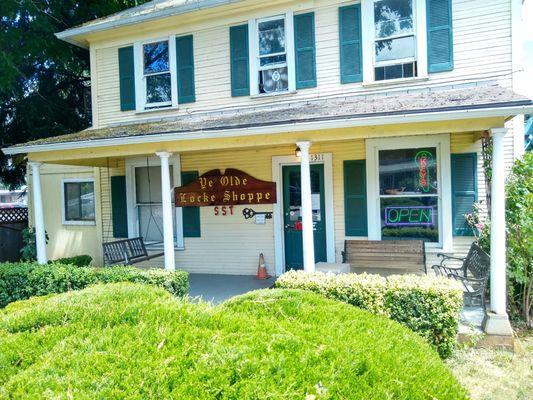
447,335 -> 533,400
0,283 -> 467,399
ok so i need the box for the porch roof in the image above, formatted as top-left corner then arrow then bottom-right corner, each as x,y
3,85 -> 532,155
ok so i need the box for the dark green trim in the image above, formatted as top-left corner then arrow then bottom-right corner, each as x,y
451,153 -> 477,236
230,24 -> 250,97
181,171 -> 201,237
427,0 -> 454,73
110,175 -> 128,238
343,160 -> 367,236
339,4 -> 363,84
118,46 -> 136,111
176,35 -> 196,104
294,12 -> 317,89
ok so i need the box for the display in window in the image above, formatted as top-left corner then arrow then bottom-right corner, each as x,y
257,17 -> 289,93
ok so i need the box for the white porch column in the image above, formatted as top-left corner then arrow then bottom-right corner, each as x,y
297,141 -> 315,273
156,152 -> 176,271
483,128 -> 512,336
28,162 -> 47,264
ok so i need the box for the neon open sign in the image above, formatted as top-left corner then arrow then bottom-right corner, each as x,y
384,206 -> 435,227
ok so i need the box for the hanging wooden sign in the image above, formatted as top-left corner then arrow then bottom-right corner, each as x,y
174,169 -> 276,207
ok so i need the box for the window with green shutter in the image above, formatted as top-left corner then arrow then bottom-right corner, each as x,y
111,175 -> 128,238
230,24 -> 250,97
339,4 -> 362,84
118,46 -> 136,111
176,35 -> 196,104
427,0 -> 454,73
344,160 -> 367,236
451,153 -> 477,236
294,12 -> 317,89
181,171 -> 201,237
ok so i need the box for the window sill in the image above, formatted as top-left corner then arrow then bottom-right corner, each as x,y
362,76 -> 429,88
62,220 -> 96,226
251,90 -> 297,99
135,106 -> 178,115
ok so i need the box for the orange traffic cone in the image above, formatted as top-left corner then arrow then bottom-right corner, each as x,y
256,253 -> 271,280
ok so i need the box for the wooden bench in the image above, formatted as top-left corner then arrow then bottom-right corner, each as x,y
432,243 -> 490,308
103,237 -> 164,266
342,240 -> 426,274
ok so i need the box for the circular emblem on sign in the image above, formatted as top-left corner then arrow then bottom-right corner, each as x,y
271,70 -> 281,82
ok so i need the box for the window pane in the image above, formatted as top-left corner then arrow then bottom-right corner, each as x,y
135,166 -> 173,204
80,182 -> 95,220
258,18 -> 286,56
146,73 -> 171,104
374,0 -> 413,39
380,196 -> 439,242
65,183 -> 81,221
260,54 -> 287,67
138,205 -> 164,243
143,41 -> 169,74
259,67 -> 288,93
379,148 -> 438,195
375,36 -> 415,62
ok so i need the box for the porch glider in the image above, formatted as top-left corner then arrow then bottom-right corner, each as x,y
103,237 -> 163,266
342,240 -> 426,274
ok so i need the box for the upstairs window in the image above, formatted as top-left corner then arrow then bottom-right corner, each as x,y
257,16 -> 289,94
373,0 -> 417,81
143,40 -> 172,107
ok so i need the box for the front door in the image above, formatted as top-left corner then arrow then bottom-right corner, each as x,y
282,164 -> 327,270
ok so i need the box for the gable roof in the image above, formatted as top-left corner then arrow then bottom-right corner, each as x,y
56,0 -> 244,48
3,85 -> 532,155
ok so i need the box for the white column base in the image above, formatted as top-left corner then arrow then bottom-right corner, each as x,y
482,311 -> 513,336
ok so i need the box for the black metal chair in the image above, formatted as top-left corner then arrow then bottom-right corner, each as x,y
432,243 -> 490,308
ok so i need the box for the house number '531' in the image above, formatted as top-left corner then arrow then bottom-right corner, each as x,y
214,206 -> 234,216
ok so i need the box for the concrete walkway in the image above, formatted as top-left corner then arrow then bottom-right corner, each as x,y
188,274 -> 275,304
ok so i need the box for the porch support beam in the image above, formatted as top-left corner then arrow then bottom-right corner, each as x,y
28,162 -> 47,264
156,151 -> 176,271
483,128 -> 512,336
296,141 -> 315,273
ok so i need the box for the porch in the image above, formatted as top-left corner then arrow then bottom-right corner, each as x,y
189,273 -> 274,303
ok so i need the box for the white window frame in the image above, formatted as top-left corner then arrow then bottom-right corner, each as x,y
134,36 -> 178,111
361,0 -> 427,83
248,11 -> 296,97
365,134 -> 452,251
61,178 -> 96,226
125,156 -> 184,249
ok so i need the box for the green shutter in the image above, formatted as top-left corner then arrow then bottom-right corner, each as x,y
118,46 -> 136,111
181,171 -> 201,237
344,160 -> 367,236
451,153 -> 477,236
294,12 -> 317,89
427,0 -> 454,73
230,24 -> 250,97
176,35 -> 196,104
339,4 -> 362,84
111,175 -> 128,238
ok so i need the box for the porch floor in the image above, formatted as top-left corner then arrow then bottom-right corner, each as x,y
188,274 -> 274,304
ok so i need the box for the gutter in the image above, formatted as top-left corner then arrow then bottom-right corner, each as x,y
55,0 -> 243,48
3,103 -> 533,155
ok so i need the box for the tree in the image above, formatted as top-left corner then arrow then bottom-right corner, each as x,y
0,0 -> 147,188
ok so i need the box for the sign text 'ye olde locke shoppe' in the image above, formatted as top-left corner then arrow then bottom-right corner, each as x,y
174,169 -> 277,207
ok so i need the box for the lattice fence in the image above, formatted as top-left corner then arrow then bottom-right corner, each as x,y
0,207 -> 28,225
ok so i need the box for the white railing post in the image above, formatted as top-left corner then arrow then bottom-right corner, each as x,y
297,141 -> 315,273
482,128 -> 512,336
28,162 -> 47,264
156,152 -> 176,271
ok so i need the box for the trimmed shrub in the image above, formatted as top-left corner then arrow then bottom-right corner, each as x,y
0,284 -> 467,399
52,255 -> 93,267
276,270 -> 463,358
0,262 -> 188,307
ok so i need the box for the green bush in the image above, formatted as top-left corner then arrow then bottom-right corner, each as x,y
276,270 -> 463,358
0,262 -> 188,307
52,255 -> 93,267
0,284 -> 467,399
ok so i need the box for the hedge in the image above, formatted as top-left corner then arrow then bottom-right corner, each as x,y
51,255 -> 93,267
0,262 -> 189,308
276,270 -> 463,358
0,284 -> 467,399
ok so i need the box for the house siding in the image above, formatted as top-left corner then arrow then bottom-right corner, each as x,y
92,0 -> 514,128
